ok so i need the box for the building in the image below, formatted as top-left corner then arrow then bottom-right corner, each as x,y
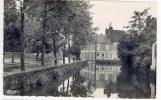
80,23 -> 126,60
80,24 -> 125,83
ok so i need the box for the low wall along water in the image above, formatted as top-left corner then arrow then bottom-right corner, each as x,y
3,61 -> 88,96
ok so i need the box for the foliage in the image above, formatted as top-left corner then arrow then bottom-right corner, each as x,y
4,0 -> 21,52
118,8 -> 157,73
4,0 -> 96,66
70,75 -> 94,97
117,8 -> 156,98
23,0 -> 95,60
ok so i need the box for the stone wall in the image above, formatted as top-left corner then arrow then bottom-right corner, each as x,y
3,61 -> 88,95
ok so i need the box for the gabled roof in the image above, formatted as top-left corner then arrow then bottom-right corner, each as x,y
106,29 -> 126,42
96,34 -> 112,44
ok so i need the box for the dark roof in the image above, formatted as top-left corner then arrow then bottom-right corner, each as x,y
106,29 -> 126,42
96,34 -> 112,44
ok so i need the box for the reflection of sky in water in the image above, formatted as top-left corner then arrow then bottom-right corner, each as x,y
78,63 -> 155,98
79,64 -> 121,98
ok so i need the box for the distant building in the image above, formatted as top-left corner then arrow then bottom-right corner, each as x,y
80,23 -> 126,60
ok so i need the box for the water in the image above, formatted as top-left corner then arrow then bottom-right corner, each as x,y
6,62 -> 155,98
56,63 -> 156,98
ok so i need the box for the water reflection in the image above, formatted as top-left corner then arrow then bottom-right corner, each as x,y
70,74 -> 94,97
80,63 -> 121,98
79,63 -> 155,98
117,69 -> 152,98
7,62 -> 155,98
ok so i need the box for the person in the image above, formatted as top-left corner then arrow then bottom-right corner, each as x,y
106,81 -> 112,97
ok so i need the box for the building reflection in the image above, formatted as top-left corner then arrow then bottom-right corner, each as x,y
80,63 -> 121,88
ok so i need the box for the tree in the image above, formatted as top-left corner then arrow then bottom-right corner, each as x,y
117,8 -> 157,98
118,8 -> 157,73
20,0 -> 26,71
4,0 -> 21,63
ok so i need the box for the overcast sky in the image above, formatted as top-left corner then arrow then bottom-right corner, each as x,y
89,1 -> 157,34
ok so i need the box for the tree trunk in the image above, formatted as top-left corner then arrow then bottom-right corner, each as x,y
11,45 -> 15,63
76,54 -> 78,62
72,75 -> 75,82
68,38 -> 71,63
53,38 -> 57,65
78,53 -> 81,61
20,1 -> 25,71
51,51 -> 54,66
72,55 -> 75,62
66,78 -> 70,96
63,37 -> 66,64
63,81 -> 65,94
41,40 -> 45,66
41,2 -> 47,66
36,51 -> 39,61
62,36 -> 66,94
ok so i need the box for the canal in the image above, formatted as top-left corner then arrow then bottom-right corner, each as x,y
58,62 -> 156,98
6,61 -> 155,98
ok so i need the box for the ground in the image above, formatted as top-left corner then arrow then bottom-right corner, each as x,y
3,53 -> 70,76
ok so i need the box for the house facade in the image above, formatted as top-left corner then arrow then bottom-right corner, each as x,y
80,24 -> 125,82
80,24 -> 126,61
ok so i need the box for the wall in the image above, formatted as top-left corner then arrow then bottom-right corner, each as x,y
3,61 -> 88,95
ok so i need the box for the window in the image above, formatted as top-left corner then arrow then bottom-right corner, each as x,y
110,66 -> 112,71
97,53 -> 99,57
96,74 -> 100,80
102,54 -> 105,59
110,54 -> 112,59
102,54 -> 104,57
97,44 -> 100,50
91,65 -> 93,71
105,74 -> 108,80
106,45 -> 109,51
102,67 -> 104,71
106,66 -> 108,71
113,66 -> 115,71
91,52 -> 93,60
106,54 -> 108,58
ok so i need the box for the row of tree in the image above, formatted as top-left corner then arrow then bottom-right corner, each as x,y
118,8 -> 157,74
4,0 -> 97,70
117,8 -> 157,98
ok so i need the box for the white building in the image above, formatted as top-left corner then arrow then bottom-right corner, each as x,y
81,24 -> 126,60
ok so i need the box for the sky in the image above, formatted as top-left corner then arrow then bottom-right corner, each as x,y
89,1 -> 157,34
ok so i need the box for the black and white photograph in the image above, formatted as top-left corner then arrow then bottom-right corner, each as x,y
2,0 -> 157,99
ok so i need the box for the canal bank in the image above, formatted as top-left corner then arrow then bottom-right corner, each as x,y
3,61 -> 88,95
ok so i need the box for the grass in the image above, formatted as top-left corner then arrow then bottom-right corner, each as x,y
3,53 -> 53,76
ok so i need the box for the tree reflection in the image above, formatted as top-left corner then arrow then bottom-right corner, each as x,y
70,74 -> 94,97
116,68 -> 151,98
